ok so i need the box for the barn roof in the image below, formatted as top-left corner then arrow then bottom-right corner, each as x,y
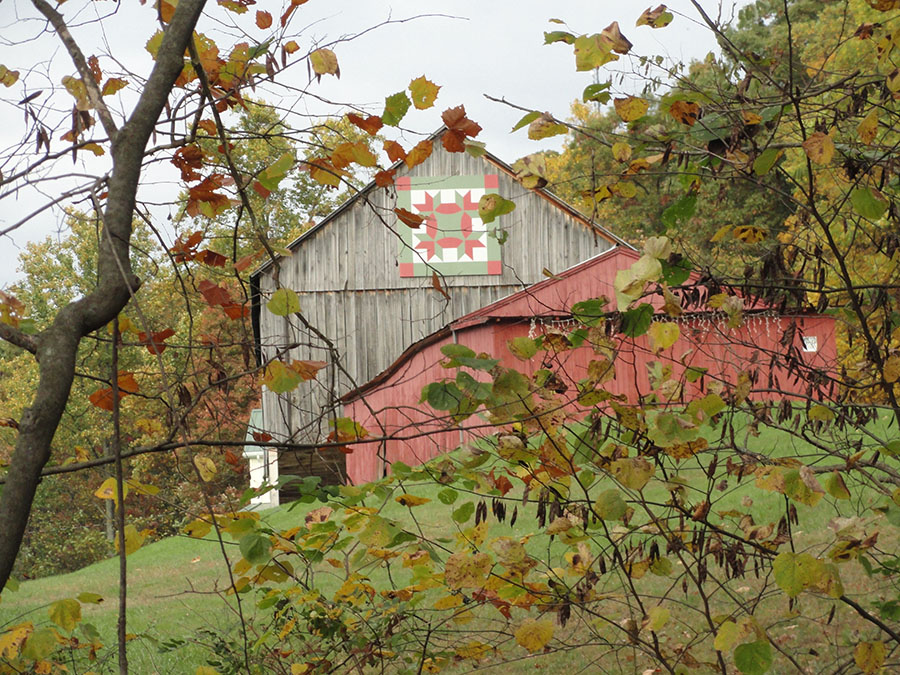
250,126 -> 633,280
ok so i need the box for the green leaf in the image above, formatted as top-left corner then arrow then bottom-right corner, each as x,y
593,489 -> 627,520
382,91 -> 411,126
660,257 -> 692,286
571,297 -> 608,326
507,337 -> 538,360
421,381 -> 463,411
441,343 -> 476,359
734,640 -> 773,675
582,82 -> 611,103
610,456 -> 654,490
257,152 -> 294,191
753,148 -> 781,176
850,187 -> 888,220
714,620 -> 739,652
437,488 -> 458,504
511,111 -> 541,132
239,532 -> 272,565
267,288 -> 300,316
622,303 -> 654,337
49,598 -> 81,632
478,193 -> 516,223
825,471 -> 851,500
543,31 -> 576,45
772,551 -> 805,598
452,501 -> 475,523
574,34 -> 618,71
22,627 -> 58,660
661,193 -> 697,230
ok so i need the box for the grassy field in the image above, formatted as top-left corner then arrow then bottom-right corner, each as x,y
1,409 -> 897,673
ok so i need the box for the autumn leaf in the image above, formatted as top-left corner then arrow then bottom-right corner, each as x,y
600,21 -> 633,54
409,75 -> 440,110
291,359 -> 326,381
857,108 -> 878,144
648,321 -> 679,352
802,131 -> 835,164
432,271 -> 451,300
101,78 -> 128,96
268,288 -> 301,316
374,169 -> 396,186
331,141 -> 377,169
614,96 -> 649,122
669,100 -> 700,125
309,48 -> 339,81
527,113 -> 567,140
137,328 -> 176,355
636,5 -> 674,28
395,494 -> 431,507
405,139 -> 433,168
441,105 -> 482,152
612,142 -> 632,162
89,372 -> 140,411
197,279 -> 233,306
733,225 -> 767,243
255,10 -> 272,29
515,618 -> 554,653
478,194 -> 516,224
573,34 -> 617,71
0,64 -> 20,88
384,140 -> 407,164
48,599 -> 81,633
855,641 -> 885,674
346,113 -> 383,135
395,207 -> 425,228
444,551 -> 492,589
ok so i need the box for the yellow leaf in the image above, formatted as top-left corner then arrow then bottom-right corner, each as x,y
857,109 -> 878,144
195,456 -> 217,482
94,477 -> 127,505
0,622 -> 32,659
444,551 -> 492,590
454,641 -> 491,660
184,518 -> 212,538
514,618 -> 554,653
291,665 -> 310,675
714,620 -> 739,651
647,606 -> 670,631
648,322 -> 680,352
309,48 -> 339,79
613,96 -> 649,122
855,641 -> 885,674
802,131 -> 835,165
196,667 -> 219,675
395,494 -> 431,507
409,75 -> 441,110
612,141 -> 632,162
48,599 -> 81,633
115,524 -> 145,556
434,594 -> 463,610
609,456 -> 654,490
883,354 -> 900,383
101,78 -> 128,96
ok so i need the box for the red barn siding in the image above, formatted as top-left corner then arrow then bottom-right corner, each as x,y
342,249 -> 838,484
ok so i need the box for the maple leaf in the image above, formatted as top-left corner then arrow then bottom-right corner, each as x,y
186,174 -> 231,217
137,328 -> 176,355
441,105 -> 482,152
374,169 -> 396,187
409,75 -> 440,109
384,140 -> 407,164
89,373 -> 140,411
346,113 -> 383,135
195,249 -> 228,267
170,230 -> 203,262
197,279 -> 233,306
405,139 -> 433,168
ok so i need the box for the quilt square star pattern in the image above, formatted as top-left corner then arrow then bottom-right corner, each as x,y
397,174 -> 502,277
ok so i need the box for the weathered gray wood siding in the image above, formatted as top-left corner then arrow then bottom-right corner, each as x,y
256,142 -> 616,459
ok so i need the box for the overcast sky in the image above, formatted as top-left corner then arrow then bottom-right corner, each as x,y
0,0 -> 751,287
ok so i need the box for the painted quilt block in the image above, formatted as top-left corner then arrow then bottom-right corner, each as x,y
397,174 -> 503,277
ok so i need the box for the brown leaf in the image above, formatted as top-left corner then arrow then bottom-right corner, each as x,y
394,207 -> 425,228
802,131 -> 835,165
442,105 -> 482,152
600,21 -> 632,54
374,169 -> 396,187
197,279 -> 233,306
432,271 -> 451,300
256,10 -> 273,29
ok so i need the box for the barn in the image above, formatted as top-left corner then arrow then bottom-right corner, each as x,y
249,126 -> 630,501
340,246 -> 838,484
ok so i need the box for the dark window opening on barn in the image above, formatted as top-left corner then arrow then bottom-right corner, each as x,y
801,336 -> 818,352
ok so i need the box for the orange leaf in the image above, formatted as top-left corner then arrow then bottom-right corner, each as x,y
89,373 -> 139,411
137,328 -> 176,355
395,207 -> 425,228
280,0 -> 309,27
384,140 -> 407,164
291,359 -> 327,381
252,180 -> 271,199
405,139 -> 433,169
669,100 -> 700,126
222,302 -> 248,320
255,10 -> 272,29
347,113 -> 383,136
374,169 -> 396,187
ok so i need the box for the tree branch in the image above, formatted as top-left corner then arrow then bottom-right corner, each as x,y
30,0 -> 119,143
0,0 -> 207,593
0,322 -> 38,354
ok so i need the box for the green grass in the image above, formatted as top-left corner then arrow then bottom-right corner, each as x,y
2,409 -> 898,673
